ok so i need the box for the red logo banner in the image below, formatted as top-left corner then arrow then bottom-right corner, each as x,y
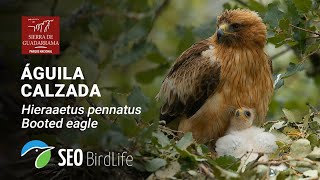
21,16 -> 60,55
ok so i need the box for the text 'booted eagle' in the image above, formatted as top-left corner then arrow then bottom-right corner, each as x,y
156,9 -> 273,143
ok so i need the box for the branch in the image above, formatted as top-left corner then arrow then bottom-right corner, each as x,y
306,102 -> 319,112
270,47 -> 291,60
290,24 -> 320,36
74,0 -> 169,22
154,0 -> 170,20
233,0 -> 248,7
199,164 -> 215,179
252,157 -> 318,168
159,125 -> 184,134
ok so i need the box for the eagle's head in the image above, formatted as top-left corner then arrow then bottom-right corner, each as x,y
214,9 -> 266,48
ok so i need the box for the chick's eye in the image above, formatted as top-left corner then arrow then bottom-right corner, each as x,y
244,111 -> 251,117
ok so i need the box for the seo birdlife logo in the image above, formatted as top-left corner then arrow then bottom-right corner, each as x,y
21,140 -> 54,169
21,140 -> 134,168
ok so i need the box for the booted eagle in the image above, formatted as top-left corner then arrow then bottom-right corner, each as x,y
157,9 -> 273,143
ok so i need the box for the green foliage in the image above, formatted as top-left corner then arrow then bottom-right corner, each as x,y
293,0 -> 312,13
264,2 -> 284,29
176,132 -> 193,150
133,108 -> 320,179
144,158 -> 167,172
127,86 -> 150,112
253,0 -> 320,91
6,0 -> 320,179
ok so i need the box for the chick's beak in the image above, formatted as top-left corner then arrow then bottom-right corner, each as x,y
217,23 -> 229,41
237,109 -> 248,122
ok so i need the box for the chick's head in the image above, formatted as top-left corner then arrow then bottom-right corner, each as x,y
230,107 -> 255,131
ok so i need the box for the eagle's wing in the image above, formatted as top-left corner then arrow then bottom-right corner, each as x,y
157,39 -> 221,123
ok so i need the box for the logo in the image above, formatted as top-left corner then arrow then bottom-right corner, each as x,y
21,140 -> 54,169
21,16 -> 60,55
21,140 -> 133,168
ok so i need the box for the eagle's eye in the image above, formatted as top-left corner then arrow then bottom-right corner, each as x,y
231,23 -> 241,31
244,110 -> 251,117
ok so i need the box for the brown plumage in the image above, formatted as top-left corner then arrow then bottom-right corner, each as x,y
156,9 -> 273,143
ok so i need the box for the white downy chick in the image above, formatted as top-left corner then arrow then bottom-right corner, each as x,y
227,108 -> 277,154
216,107 -> 256,158
215,133 -> 249,158
252,132 -> 277,154
215,107 -> 278,164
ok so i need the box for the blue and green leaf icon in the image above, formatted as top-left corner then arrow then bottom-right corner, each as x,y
21,140 -> 54,169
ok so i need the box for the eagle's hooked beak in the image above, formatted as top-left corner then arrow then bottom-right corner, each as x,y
217,23 -> 229,41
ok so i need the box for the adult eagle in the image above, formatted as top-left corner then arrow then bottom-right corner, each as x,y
157,9 -> 273,143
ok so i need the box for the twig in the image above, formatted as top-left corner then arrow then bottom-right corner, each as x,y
266,164 -> 270,180
263,119 -> 286,126
154,0 -> 170,19
199,163 -> 215,179
252,157 -> 318,168
233,0 -> 248,7
290,24 -> 320,36
270,47 -> 291,60
225,151 -> 249,170
306,36 -> 320,39
159,125 -> 184,134
306,102 -> 319,112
